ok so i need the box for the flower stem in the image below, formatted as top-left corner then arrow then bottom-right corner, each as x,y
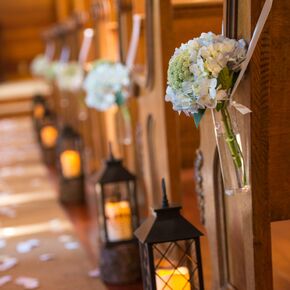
220,105 -> 247,186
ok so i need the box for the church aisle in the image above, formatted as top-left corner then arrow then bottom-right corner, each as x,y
0,117 -> 106,290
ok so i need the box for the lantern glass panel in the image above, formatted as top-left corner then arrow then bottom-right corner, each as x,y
60,150 -> 82,179
40,125 -> 58,148
153,240 -> 200,290
34,103 -> 45,119
102,181 -> 136,243
57,128 -> 83,179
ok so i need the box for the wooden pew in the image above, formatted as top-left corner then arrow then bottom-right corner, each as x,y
89,0 -> 136,171
0,80 -> 51,118
199,0 -> 290,289
129,0 -> 222,208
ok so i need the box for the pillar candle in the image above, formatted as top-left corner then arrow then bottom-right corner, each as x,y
105,201 -> 132,242
40,126 -> 58,148
33,104 -> 45,119
60,150 -> 81,178
156,267 -> 190,290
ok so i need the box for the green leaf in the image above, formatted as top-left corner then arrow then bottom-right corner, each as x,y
217,67 -> 233,90
115,91 -> 125,106
216,102 -> 224,112
193,109 -> 206,128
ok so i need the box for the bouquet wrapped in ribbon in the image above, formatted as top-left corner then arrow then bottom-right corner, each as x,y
83,60 -> 132,145
165,32 -> 248,194
56,62 -> 84,93
30,54 -> 60,82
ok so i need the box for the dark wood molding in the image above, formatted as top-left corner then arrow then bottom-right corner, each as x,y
115,0 -> 133,64
224,0 -> 238,38
145,0 -> 154,89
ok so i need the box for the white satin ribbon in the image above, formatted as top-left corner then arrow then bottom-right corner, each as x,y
78,28 -> 94,65
230,0 -> 273,101
44,41 -> 55,61
126,14 -> 143,69
59,45 -> 70,63
231,101 -> 252,115
221,0 -> 273,114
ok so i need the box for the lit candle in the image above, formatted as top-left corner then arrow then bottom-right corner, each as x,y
33,104 -> 45,119
105,201 -> 132,241
156,267 -> 190,290
40,126 -> 58,148
60,150 -> 81,178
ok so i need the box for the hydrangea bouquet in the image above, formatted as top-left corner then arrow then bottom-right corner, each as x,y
56,62 -> 84,92
30,54 -> 60,81
83,60 -> 132,144
165,32 -> 248,190
83,60 -> 130,111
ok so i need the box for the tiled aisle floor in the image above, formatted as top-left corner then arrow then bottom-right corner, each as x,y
0,117 -> 106,290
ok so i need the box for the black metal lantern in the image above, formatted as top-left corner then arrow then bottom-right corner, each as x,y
95,147 -> 139,245
39,108 -> 58,167
135,179 -> 204,290
32,94 -> 46,123
57,125 -> 84,203
32,94 -> 47,139
94,146 -> 141,284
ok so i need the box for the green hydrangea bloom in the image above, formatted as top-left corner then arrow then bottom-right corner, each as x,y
167,49 -> 192,90
91,59 -> 113,69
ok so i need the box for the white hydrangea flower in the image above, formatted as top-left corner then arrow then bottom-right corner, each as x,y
83,61 -> 130,111
30,55 -> 51,77
56,62 -> 84,92
165,32 -> 247,116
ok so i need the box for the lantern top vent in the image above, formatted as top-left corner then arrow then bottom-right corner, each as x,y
134,179 -> 203,244
96,144 -> 135,184
60,125 -> 80,139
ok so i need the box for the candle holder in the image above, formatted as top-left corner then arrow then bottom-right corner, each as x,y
32,95 -> 47,142
135,179 -> 204,290
39,108 -> 58,167
57,125 -> 85,203
93,146 -> 141,284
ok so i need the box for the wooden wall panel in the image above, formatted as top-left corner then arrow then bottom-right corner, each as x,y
268,0 -> 290,221
0,0 -> 57,80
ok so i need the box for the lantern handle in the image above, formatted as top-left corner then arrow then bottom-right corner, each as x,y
161,178 -> 169,208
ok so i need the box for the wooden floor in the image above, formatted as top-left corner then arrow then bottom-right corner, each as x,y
62,168 -> 212,290
64,163 -> 290,290
1,116 -> 290,290
0,117 -> 106,290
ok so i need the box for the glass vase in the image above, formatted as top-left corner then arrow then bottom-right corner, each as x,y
211,104 -> 250,195
115,104 -> 132,145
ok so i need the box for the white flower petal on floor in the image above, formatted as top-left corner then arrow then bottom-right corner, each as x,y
39,253 -> 55,262
49,219 -> 63,232
0,275 -> 12,287
58,234 -> 73,243
0,256 -> 18,272
15,277 -> 39,289
16,239 -> 39,253
88,268 -> 100,278
64,241 -> 79,250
